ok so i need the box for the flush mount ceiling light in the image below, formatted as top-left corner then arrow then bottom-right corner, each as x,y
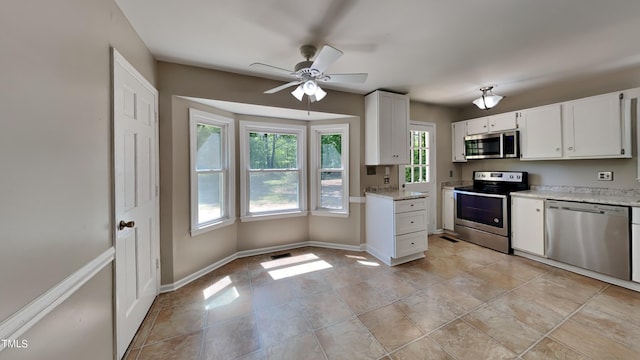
473,86 -> 504,110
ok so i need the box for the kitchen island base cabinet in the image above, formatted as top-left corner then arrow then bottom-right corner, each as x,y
365,194 -> 428,266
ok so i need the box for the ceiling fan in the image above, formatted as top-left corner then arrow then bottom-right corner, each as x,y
250,44 -> 368,102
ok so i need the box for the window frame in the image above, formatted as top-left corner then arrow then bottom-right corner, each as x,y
310,124 -> 349,217
189,108 -> 235,236
239,121 -> 307,221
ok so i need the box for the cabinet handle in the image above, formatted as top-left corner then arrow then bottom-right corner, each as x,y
556,148 -> 560,151
410,221 -> 414,224
568,147 -> 574,150
536,209 -> 540,212
411,242 -> 415,245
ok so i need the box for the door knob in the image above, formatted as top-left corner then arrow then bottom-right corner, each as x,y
119,220 -> 135,230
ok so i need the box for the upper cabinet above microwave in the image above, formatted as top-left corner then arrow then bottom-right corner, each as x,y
466,112 -> 518,135
365,90 -> 410,165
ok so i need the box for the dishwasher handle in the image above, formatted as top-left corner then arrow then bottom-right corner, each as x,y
558,206 -> 605,214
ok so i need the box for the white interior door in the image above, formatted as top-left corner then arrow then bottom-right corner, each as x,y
399,122 -> 437,233
113,49 -> 159,359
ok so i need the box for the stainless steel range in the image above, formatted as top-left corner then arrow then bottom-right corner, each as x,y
454,171 -> 529,253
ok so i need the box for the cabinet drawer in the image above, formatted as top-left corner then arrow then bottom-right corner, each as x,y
394,198 -> 426,213
395,231 -> 427,258
395,211 -> 427,235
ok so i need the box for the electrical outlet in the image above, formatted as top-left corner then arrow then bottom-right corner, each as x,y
597,171 -> 613,181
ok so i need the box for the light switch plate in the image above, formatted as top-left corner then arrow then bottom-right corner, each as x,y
597,171 -> 613,181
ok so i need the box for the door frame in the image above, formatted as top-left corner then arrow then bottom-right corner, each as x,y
399,121 -> 437,233
112,48 -> 160,359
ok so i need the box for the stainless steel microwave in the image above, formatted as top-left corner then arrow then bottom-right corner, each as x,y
464,131 -> 519,159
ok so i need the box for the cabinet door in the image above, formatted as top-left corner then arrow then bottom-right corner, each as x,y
442,189 -> 454,231
378,92 -> 395,164
451,122 -> 467,162
466,117 -> 488,135
489,112 -> 517,132
511,197 -> 545,256
392,94 -> 410,164
563,92 -> 622,158
519,104 -> 563,160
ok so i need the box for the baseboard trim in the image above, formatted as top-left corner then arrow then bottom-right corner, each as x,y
0,247 -> 115,351
161,240 -> 364,293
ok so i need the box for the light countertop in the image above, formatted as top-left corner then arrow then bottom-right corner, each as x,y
365,190 -> 428,201
510,186 -> 640,207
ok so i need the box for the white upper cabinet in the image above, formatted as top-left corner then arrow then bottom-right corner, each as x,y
466,112 -> 517,135
451,122 -> 467,162
519,104 -> 563,160
489,112 -> 518,132
365,90 -> 410,165
562,92 -> 628,158
466,117 -> 489,135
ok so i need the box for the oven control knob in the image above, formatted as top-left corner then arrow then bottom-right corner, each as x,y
493,218 -> 500,223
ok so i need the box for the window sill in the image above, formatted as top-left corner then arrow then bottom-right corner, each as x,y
240,211 -> 308,222
311,210 -> 350,218
191,218 -> 236,237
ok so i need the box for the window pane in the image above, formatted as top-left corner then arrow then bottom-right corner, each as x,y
320,134 -> 342,168
249,132 -> 297,169
249,171 -> 299,213
405,167 -> 412,183
413,166 -> 421,182
423,131 -> 429,148
423,149 -> 430,165
423,166 -> 429,182
196,124 -> 222,170
198,172 -> 223,224
320,171 -> 343,209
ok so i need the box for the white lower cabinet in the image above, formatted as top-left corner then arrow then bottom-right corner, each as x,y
442,189 -> 454,231
511,196 -> 545,256
632,208 -> 640,283
366,194 -> 428,266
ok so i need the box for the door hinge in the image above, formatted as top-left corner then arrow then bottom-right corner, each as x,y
619,93 -> 624,100
156,258 -> 159,269
155,185 -> 159,196
155,111 -> 159,123
621,148 -> 626,155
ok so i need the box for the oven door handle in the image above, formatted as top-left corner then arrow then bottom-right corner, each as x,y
453,190 -> 507,199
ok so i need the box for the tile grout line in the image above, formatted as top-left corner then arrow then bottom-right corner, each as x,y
515,283 -> 610,359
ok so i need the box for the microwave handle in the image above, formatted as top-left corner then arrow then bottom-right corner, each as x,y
499,133 -> 505,158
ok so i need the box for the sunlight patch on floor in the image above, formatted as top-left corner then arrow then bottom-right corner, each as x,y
260,253 -> 320,269
268,260 -> 333,280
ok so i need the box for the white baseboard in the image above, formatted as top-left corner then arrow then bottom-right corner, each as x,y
0,247 -> 115,352
161,240 -> 364,293
160,253 -> 238,293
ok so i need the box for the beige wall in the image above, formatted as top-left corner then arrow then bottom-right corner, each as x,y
456,65 -> 640,190
0,0 -> 155,358
158,64 -> 367,284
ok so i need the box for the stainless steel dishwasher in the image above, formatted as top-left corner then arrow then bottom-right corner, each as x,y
546,200 -> 630,280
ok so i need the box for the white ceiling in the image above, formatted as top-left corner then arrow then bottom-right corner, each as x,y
115,0 -> 640,107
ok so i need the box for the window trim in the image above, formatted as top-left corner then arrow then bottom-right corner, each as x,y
239,121 -> 307,221
189,108 -> 235,236
310,124 -> 349,217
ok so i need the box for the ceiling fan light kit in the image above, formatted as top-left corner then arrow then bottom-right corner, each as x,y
251,44 -> 368,103
473,86 -> 504,110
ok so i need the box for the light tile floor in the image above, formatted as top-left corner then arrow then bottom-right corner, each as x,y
124,236 -> 640,360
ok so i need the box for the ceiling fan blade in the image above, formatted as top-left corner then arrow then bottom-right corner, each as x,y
311,45 -> 343,73
264,81 -> 301,94
322,73 -> 368,83
250,62 -> 294,77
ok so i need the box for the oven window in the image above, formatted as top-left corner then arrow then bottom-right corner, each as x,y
456,193 -> 504,228
465,136 -> 501,157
